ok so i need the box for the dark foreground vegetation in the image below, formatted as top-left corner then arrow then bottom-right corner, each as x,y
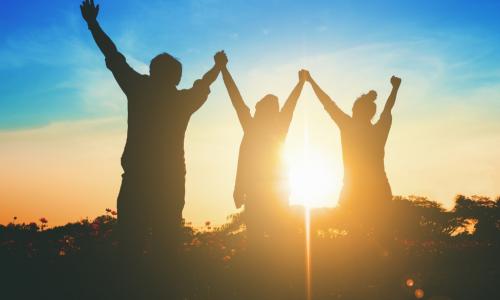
1,195 -> 499,300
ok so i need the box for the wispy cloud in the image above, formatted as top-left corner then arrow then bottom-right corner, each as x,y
227,39 -> 500,208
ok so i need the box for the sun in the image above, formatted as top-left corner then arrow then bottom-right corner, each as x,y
285,146 -> 341,209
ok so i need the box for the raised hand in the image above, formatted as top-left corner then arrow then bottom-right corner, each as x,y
391,76 -> 401,88
381,76 -> 402,116
299,69 -> 310,83
80,0 -> 100,25
214,51 -> 228,68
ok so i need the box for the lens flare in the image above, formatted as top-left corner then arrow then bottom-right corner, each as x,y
415,288 -> 425,299
406,278 -> 415,287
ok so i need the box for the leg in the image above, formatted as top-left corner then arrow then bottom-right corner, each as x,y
151,174 -> 184,257
150,175 -> 185,299
115,173 -> 150,298
117,173 -> 149,256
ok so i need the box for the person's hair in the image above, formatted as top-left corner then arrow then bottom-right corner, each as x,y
255,94 -> 279,113
149,53 -> 182,85
352,90 -> 377,120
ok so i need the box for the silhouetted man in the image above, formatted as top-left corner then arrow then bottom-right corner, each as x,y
219,52 -> 307,244
306,71 -> 401,231
80,0 -> 224,256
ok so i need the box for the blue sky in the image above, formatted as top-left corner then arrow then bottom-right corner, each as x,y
1,0 -> 500,225
1,0 -> 500,129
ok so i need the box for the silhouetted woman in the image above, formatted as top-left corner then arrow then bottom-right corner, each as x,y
307,72 -> 401,231
220,53 -> 306,243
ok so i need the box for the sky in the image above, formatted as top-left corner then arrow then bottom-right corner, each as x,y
1,0 -> 500,227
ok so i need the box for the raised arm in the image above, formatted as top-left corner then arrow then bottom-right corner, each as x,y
80,0 -> 141,95
279,70 -> 307,130
186,51 -> 224,113
200,56 -> 222,87
220,54 -> 252,130
81,0 -> 117,58
375,76 -> 401,139
307,72 -> 350,127
380,76 -> 401,118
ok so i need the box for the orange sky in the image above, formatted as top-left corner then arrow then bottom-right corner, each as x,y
1,48 -> 500,227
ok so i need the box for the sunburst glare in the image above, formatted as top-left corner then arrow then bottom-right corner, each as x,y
286,145 -> 341,209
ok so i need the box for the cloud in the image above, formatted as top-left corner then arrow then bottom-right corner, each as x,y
1,6 -> 500,226
0,11 -> 151,118
61,53 -> 149,115
316,25 -> 328,32
226,40 -> 500,208
0,17 -> 90,70
0,117 -> 126,226
1,38 -> 499,227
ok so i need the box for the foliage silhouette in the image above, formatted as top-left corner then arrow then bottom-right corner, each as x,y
1,195 -> 499,299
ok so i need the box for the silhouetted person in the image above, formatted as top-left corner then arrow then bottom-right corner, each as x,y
306,71 -> 401,232
80,0 -> 224,258
219,53 -> 307,244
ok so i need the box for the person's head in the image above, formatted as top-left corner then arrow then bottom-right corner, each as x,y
352,90 -> 377,122
254,94 -> 280,120
149,53 -> 182,86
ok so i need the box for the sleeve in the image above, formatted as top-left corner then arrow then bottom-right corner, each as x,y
185,78 -> 211,113
105,52 -> 142,97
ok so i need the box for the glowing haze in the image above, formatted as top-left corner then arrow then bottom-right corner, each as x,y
1,0 -> 499,226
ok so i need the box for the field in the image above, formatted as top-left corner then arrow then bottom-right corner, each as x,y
1,195 -> 498,300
